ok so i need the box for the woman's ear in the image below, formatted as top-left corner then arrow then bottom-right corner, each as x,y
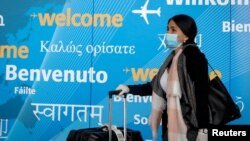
183,36 -> 189,43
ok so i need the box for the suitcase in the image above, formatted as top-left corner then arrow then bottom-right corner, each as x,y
67,90 -> 144,141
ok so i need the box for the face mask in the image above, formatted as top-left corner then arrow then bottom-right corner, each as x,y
165,33 -> 182,48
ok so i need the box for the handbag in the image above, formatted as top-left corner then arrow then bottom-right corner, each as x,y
208,63 -> 241,125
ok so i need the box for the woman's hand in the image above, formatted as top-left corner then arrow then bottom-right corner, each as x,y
115,84 -> 129,96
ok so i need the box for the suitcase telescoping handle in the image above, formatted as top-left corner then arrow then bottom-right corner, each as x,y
108,90 -> 127,141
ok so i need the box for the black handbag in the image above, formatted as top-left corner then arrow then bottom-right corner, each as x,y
208,63 -> 241,125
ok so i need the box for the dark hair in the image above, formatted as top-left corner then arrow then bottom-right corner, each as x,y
168,14 -> 197,43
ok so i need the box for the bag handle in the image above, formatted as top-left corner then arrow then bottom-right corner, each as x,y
208,62 -> 221,79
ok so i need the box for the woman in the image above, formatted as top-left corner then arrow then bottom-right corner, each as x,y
116,14 -> 209,141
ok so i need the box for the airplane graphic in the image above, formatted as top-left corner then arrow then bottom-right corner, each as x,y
132,0 -> 161,25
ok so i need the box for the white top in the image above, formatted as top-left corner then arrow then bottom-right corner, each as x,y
160,69 -> 168,93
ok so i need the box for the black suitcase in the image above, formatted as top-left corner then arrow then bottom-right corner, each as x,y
67,126 -> 143,141
67,90 -> 143,141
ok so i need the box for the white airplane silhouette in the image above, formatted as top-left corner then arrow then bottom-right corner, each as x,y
132,0 -> 161,24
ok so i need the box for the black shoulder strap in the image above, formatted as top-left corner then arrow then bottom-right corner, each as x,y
208,62 -> 220,77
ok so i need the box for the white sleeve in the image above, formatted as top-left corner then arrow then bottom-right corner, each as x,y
152,91 -> 167,112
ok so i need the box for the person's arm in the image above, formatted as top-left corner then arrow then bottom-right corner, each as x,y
128,82 -> 152,96
116,82 -> 152,96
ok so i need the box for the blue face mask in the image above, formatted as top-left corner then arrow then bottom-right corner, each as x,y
165,33 -> 182,48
